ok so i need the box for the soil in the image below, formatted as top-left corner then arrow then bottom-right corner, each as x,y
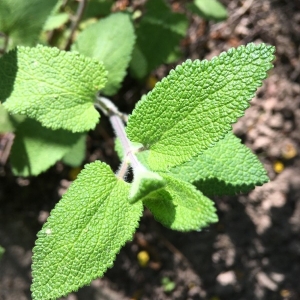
1,0 -> 300,299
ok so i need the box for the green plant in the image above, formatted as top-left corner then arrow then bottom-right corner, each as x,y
0,1 -> 275,299
0,41 -> 274,299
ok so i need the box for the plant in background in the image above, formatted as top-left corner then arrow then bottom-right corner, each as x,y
0,0 -> 275,299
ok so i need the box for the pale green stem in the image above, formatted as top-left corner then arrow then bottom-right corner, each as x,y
95,96 -> 143,174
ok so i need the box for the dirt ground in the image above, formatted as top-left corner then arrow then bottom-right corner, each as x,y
1,0 -> 300,299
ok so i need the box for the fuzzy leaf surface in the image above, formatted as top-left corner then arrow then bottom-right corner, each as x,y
127,43 -> 275,170
72,13 -> 135,95
31,161 -> 143,300
0,45 -> 107,132
0,0 -> 57,47
144,174 -> 218,231
10,118 -> 82,176
169,132 -> 269,196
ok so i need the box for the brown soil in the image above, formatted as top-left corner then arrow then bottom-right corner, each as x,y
1,0 -> 300,299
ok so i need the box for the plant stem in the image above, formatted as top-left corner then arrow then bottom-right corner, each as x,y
63,0 -> 87,50
96,96 -> 143,174
109,114 -> 140,170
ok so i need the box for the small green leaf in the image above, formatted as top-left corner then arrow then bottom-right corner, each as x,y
31,161 -> 143,300
188,0 -> 227,21
127,43 -> 275,170
43,13 -> 69,31
144,174 -> 218,231
10,118 -> 82,176
62,134 -> 86,167
169,132 -> 269,196
130,0 -> 188,78
0,104 -> 24,133
0,0 -> 57,47
0,45 -> 107,132
143,0 -> 188,36
0,245 -> 4,259
72,12 -> 135,95
129,166 -> 166,203
74,0 -> 113,20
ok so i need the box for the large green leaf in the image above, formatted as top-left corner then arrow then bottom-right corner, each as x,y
127,43 -> 275,170
10,118 -> 82,176
144,174 -> 218,231
169,132 -> 269,196
72,12 -> 135,96
0,0 -> 57,47
31,161 -> 143,300
0,45 -> 107,132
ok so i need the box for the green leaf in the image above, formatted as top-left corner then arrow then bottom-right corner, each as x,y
169,132 -> 269,196
72,12 -> 135,96
0,104 -> 24,133
143,0 -> 188,36
31,161 -> 143,300
188,0 -> 228,22
127,43 -> 275,170
130,0 -> 188,78
72,0 -> 113,20
62,134 -> 86,167
43,13 -> 69,31
0,45 -> 107,132
0,245 -> 4,259
129,45 -> 148,80
143,174 -> 218,231
129,166 -> 166,203
10,118 -> 82,176
0,0 -> 57,47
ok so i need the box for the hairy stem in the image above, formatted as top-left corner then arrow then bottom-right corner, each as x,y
109,114 -> 140,170
96,96 -> 143,175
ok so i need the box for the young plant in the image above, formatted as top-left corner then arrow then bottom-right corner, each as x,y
0,41 -> 274,299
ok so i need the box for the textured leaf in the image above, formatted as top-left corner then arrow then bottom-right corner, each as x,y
10,118 -> 82,176
127,43 -> 275,170
130,0 -> 188,78
0,45 -> 107,132
0,104 -> 24,133
0,0 -> 57,47
72,13 -> 135,95
31,161 -> 143,300
144,174 -> 218,231
129,166 -> 166,203
188,0 -> 227,21
169,132 -> 269,196
62,134 -> 86,167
